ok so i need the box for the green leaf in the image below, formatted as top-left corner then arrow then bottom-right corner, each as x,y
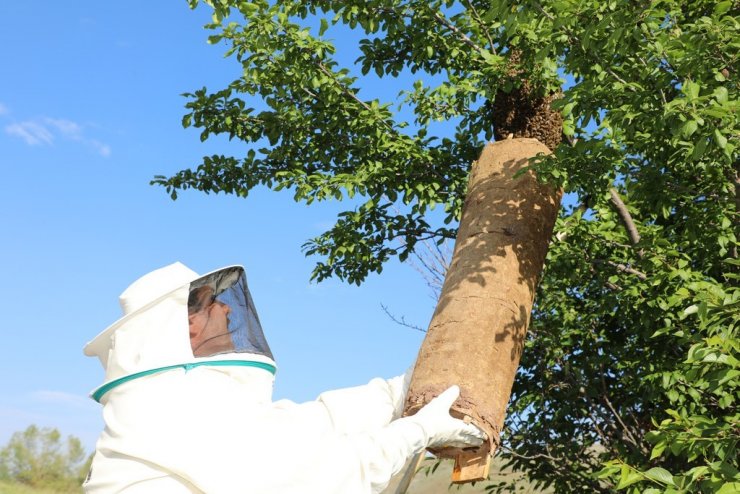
683,304 -> 699,316
685,80 -> 700,100
714,87 -> 729,104
595,463 -> 621,479
714,1 -> 732,14
714,129 -> 728,149
692,136 -> 709,159
644,467 -> 676,486
617,464 -> 644,490
717,482 -> 740,494
682,120 -> 698,138
687,466 -> 709,481
319,18 -> 329,36
650,440 -> 667,460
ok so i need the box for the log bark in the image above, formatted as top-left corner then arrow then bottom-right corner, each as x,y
403,138 -> 562,481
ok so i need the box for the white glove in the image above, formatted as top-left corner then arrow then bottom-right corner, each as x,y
385,365 -> 414,419
409,385 -> 487,449
354,385 -> 487,489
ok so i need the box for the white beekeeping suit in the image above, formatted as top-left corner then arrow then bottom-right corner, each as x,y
83,262 -> 484,493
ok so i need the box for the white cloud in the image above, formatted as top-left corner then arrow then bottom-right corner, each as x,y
5,121 -> 54,145
88,139 -> 112,157
4,116 -> 111,157
0,102 -> 8,115
44,117 -> 82,138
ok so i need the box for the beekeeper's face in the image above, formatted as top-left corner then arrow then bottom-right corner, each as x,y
188,286 -> 234,357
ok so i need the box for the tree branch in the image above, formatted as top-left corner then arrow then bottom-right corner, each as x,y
462,0 -> 496,54
316,61 -> 386,122
609,188 -> 642,248
608,261 -> 647,280
599,366 -> 650,456
429,10 -> 487,56
601,393 -> 650,456
532,2 -> 631,88
380,303 -> 426,332
499,444 -> 559,462
405,238 -> 451,298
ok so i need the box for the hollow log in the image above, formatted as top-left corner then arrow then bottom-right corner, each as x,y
403,138 -> 562,482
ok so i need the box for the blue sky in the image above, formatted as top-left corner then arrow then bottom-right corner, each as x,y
0,3 -> 440,451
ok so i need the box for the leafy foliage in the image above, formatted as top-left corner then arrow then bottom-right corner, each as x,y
0,425 -> 90,492
155,0 -> 739,492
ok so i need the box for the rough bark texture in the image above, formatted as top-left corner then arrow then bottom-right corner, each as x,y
403,138 -> 562,460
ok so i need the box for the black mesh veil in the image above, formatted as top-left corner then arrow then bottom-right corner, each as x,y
187,267 -> 273,360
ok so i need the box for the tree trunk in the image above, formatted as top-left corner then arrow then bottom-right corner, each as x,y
403,138 -> 562,480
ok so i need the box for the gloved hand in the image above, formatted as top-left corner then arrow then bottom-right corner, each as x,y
386,365 -> 414,419
404,385 -> 486,449
353,385 -> 487,489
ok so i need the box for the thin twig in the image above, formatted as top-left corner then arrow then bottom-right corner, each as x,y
533,2 -> 631,88
316,61 -> 390,125
406,237 -> 452,298
608,261 -> 647,280
380,303 -> 427,332
599,364 -> 649,456
301,87 -> 318,99
601,394 -> 649,455
498,444 -> 559,462
637,54 -> 668,105
462,0 -> 496,54
592,259 -> 648,280
374,4 -> 490,59
430,11 -> 487,56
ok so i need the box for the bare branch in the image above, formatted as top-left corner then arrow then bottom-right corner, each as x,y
598,365 -> 649,456
380,303 -> 427,333
609,188 -> 642,248
592,259 -> 648,280
601,394 -> 650,456
498,444 -> 559,462
301,87 -> 318,99
608,261 -> 647,280
406,238 -> 452,298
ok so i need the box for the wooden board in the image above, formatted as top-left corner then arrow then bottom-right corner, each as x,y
452,444 -> 492,483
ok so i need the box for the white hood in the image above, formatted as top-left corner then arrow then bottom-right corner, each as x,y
84,262 -> 275,403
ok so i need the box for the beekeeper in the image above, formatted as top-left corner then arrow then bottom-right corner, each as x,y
83,262 -> 485,493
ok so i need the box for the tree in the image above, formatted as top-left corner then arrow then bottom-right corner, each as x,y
154,1 -> 739,492
0,425 -> 90,491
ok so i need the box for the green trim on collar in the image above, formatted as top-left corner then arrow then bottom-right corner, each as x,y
91,360 -> 276,403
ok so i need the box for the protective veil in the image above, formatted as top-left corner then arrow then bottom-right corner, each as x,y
83,262 -> 484,494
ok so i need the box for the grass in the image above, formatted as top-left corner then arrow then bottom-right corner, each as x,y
0,458 -> 546,494
383,456 -> 551,493
0,480 -> 82,494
